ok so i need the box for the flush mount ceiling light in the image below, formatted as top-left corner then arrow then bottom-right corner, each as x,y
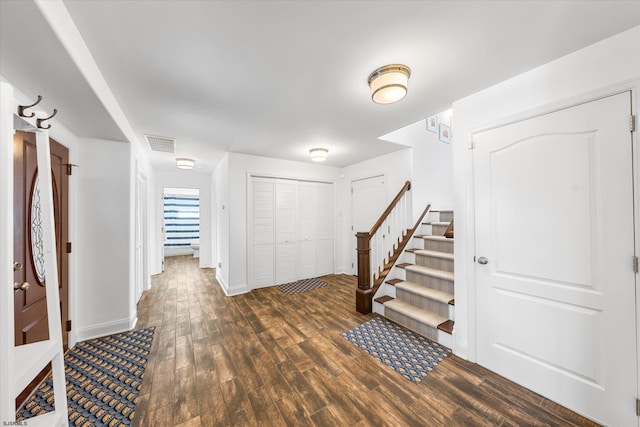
176,158 -> 195,170
309,148 -> 328,162
368,64 -> 411,104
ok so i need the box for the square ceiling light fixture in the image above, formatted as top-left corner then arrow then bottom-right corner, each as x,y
309,148 -> 328,162
176,158 -> 195,170
368,64 -> 411,104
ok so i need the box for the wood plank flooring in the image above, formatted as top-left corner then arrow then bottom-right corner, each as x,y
133,256 -> 598,427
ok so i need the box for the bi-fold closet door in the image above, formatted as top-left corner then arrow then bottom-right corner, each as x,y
249,177 -> 333,289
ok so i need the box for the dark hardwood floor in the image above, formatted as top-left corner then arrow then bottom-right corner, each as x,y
132,256 -> 598,427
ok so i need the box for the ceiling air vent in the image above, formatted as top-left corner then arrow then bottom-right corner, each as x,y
145,135 -> 175,153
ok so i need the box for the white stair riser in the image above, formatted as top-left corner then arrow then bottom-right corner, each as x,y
438,330 -> 454,349
449,304 -> 455,321
373,301 -> 384,316
392,267 -> 406,281
403,252 -> 416,264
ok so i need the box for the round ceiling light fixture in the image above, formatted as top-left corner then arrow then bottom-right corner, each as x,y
368,64 -> 411,104
309,148 -> 328,162
176,157 -> 195,170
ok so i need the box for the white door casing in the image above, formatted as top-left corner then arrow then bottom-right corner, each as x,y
473,92 -> 637,426
350,175 -> 386,274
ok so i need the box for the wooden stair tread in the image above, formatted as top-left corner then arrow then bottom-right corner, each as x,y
404,248 -> 421,253
430,209 -> 453,213
419,235 -> 453,242
413,249 -> 454,260
437,320 -> 455,334
383,300 -> 448,328
449,298 -> 455,306
386,278 -> 402,286
404,265 -> 454,281
374,295 -> 395,304
396,263 -> 412,269
429,222 -> 451,226
395,282 -> 453,304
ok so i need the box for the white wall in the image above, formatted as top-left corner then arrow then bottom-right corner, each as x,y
338,149 -> 412,274
380,113 -> 454,218
151,169 -> 214,274
214,154 -> 229,292
451,25 -> 640,361
225,152 -> 341,295
76,138 -> 133,341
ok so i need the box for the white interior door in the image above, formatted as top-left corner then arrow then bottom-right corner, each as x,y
474,92 -> 637,426
250,178 -> 275,288
296,182 -> 317,279
316,183 -> 333,276
351,175 -> 386,274
276,179 -> 296,284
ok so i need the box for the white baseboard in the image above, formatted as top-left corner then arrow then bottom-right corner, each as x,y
215,271 -> 248,296
77,316 -> 137,342
454,338 -> 469,360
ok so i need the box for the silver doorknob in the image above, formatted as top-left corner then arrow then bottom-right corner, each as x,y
14,281 -> 30,291
478,257 -> 489,265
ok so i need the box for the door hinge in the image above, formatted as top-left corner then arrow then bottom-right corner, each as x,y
634,256 -> 639,273
351,188 -> 353,194
66,242 -> 72,253
630,114 -> 636,132
636,398 -> 640,416
469,140 -> 475,150
66,320 -> 72,332
352,262 -> 354,268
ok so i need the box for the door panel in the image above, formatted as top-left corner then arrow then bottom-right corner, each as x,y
351,175 -> 385,274
474,92 -> 636,426
276,180 -> 296,284
250,178 -> 275,288
13,130 -> 68,348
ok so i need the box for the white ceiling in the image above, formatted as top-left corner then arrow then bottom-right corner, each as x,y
2,1 -> 639,172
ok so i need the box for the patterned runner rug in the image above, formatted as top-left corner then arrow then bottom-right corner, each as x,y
17,327 -> 155,426
277,277 -> 328,294
341,317 -> 450,383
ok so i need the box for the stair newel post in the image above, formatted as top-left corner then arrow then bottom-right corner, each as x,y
355,232 -> 373,314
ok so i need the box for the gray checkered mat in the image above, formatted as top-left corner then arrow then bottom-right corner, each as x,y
277,277 -> 328,294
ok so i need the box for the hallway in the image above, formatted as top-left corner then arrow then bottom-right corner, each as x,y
133,256 -> 596,426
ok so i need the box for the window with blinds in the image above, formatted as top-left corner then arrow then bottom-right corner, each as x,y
163,194 -> 200,248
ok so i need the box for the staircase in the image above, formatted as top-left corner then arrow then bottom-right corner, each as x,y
373,210 -> 455,348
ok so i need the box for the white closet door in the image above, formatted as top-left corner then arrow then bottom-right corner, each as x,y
296,182 -> 317,279
275,180 -> 296,284
315,183 -> 333,276
250,178 -> 275,288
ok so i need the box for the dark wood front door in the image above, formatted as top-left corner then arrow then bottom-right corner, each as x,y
13,130 -> 69,349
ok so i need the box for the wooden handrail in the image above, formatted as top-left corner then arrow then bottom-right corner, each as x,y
355,180 -> 413,314
368,180 -> 411,237
369,203 -> 431,297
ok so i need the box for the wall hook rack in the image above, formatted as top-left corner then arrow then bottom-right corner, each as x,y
36,109 -> 57,130
17,95 -> 43,118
